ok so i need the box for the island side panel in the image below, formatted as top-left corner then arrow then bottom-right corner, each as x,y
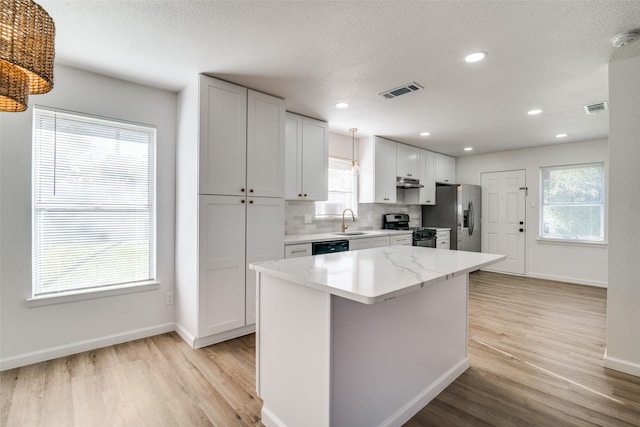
331,274 -> 469,427
257,273 -> 332,427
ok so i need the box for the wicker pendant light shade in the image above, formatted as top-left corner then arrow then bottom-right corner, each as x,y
0,0 -> 55,112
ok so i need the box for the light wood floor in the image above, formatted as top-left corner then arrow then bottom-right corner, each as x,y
2,271 -> 639,426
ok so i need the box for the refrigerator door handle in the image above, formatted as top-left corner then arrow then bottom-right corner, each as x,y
468,201 -> 475,236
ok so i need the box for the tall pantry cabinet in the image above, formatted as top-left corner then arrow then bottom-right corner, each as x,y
176,75 -> 285,348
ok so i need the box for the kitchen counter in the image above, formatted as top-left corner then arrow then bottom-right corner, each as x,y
251,246 -> 505,427
252,245 -> 504,304
284,229 -> 412,245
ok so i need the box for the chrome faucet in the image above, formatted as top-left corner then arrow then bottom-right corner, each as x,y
341,208 -> 355,233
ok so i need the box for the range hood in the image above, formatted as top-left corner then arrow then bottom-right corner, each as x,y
396,177 -> 424,188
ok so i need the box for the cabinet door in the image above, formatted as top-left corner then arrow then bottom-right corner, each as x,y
245,197 -> 285,325
301,117 -> 329,201
285,113 -> 303,200
374,137 -> 397,203
199,195 -> 246,337
247,90 -> 286,198
199,76 -> 247,196
349,239 -> 369,251
407,149 -> 436,205
435,153 -> 456,184
396,143 -> 420,179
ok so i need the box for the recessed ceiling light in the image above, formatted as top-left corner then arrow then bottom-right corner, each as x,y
464,147 -> 473,151
527,109 -> 543,115
556,133 -> 567,138
419,132 -> 430,136
464,51 -> 487,63
335,102 -> 349,109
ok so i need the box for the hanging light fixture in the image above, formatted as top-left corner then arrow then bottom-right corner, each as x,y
0,0 -> 56,112
348,127 -> 360,176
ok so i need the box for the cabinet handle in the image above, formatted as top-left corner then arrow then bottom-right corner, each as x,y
249,200 -> 254,204
241,199 -> 245,204
426,200 -> 431,203
249,188 -> 254,193
241,188 -> 245,192
290,249 -> 308,254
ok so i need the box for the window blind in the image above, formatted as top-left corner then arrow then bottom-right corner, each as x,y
32,108 -> 156,297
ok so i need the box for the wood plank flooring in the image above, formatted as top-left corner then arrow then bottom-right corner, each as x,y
2,271 -> 639,426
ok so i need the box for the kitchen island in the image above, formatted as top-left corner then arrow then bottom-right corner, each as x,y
251,245 -> 505,427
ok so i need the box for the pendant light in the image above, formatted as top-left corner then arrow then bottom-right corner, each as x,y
349,127 -> 360,176
0,0 -> 56,112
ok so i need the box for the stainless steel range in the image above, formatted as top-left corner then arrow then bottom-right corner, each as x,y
382,213 -> 437,247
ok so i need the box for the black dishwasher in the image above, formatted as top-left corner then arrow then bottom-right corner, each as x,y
311,240 -> 349,255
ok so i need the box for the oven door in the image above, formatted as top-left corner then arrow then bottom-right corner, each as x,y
413,236 -> 436,248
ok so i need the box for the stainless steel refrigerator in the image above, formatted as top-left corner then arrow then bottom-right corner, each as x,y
422,184 -> 481,251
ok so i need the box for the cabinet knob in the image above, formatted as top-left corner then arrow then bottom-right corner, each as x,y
249,200 -> 254,204
241,199 -> 245,204
298,193 -> 302,197
426,200 -> 431,203
519,228 -> 524,232
241,188 -> 245,192
249,188 -> 254,193
303,193 -> 307,197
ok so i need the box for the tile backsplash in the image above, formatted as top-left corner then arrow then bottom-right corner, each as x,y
285,201 -> 422,235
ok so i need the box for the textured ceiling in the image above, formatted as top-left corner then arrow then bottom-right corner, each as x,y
39,1 -> 640,156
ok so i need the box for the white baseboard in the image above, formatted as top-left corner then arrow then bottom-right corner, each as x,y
381,358 -> 470,427
261,406 -> 288,427
526,272 -> 607,288
603,353 -> 640,377
193,324 -> 256,349
174,323 -> 197,348
0,322 -> 175,371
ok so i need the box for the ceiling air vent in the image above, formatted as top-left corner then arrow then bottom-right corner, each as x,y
380,82 -> 424,99
584,102 -> 608,115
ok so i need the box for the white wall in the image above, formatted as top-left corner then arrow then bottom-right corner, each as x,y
456,139 -> 608,287
605,53 -> 640,377
0,65 -> 177,370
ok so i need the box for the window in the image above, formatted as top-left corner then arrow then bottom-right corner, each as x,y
540,163 -> 604,242
315,157 -> 358,218
32,107 -> 156,297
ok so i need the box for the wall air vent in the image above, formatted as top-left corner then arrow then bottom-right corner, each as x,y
584,102 -> 608,115
380,82 -> 424,99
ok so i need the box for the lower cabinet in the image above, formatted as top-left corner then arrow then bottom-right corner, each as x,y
349,236 -> 390,251
199,195 -> 284,339
436,229 -> 451,249
285,243 -> 312,258
389,233 -> 413,245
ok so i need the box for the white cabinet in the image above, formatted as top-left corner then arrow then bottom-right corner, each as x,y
349,235 -> 390,251
435,229 -> 451,249
199,76 -> 285,197
285,113 -> 328,201
435,153 -> 456,184
396,143 -> 420,179
406,149 -> 436,205
389,233 -> 413,245
285,243 -> 312,258
176,75 -> 285,348
359,136 -> 397,203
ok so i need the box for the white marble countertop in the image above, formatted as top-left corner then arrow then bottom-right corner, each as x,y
251,246 -> 505,304
284,229 -> 412,245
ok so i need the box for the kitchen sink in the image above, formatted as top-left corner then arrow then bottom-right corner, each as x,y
333,232 -> 367,236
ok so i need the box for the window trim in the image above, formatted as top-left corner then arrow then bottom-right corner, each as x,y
31,106 -> 158,301
538,162 -> 605,244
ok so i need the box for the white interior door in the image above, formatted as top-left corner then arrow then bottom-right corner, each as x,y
481,170 -> 526,274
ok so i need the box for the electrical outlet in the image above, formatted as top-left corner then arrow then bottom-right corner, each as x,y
165,292 -> 174,305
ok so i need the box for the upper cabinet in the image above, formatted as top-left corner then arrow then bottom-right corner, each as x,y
199,75 -> 285,197
435,153 -> 456,184
285,113 -> 328,201
359,136 -> 397,203
396,143 -> 420,179
405,149 -> 436,205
